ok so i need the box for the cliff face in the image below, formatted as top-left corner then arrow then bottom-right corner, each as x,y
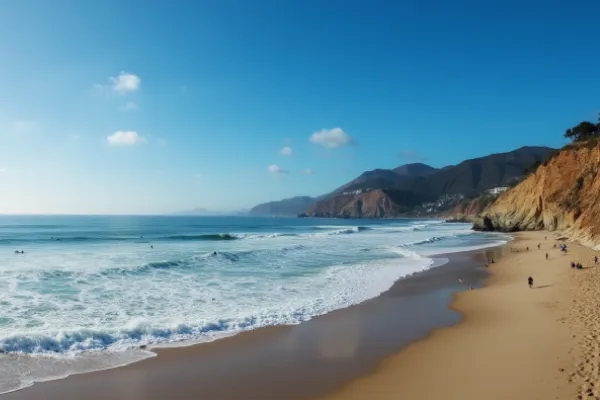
305,189 -> 429,218
444,194 -> 498,222
473,142 -> 600,247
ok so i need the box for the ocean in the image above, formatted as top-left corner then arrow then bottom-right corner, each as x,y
0,215 -> 508,393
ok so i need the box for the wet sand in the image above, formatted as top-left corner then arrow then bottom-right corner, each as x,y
2,247 -> 503,400
320,231 -> 597,400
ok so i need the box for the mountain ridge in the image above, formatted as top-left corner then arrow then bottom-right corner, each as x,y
250,146 -> 555,218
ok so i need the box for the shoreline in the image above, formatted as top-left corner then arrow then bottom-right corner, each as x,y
318,231 -> 596,400
1,243 -> 505,399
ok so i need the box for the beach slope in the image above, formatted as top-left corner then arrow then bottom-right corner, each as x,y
320,231 -> 592,400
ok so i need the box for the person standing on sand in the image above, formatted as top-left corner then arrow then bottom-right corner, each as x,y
546,253 -> 549,260
528,276 -> 534,288
595,255 -> 598,264
537,243 -> 541,250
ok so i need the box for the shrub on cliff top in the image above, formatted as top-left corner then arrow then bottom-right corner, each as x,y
564,115 -> 600,142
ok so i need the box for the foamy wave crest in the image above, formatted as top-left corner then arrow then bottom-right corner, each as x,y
0,320 -> 235,354
324,226 -> 370,235
0,256 -> 434,356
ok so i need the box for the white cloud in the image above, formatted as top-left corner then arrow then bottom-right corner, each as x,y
110,72 -> 141,94
303,168 -> 314,175
121,102 -> 138,111
309,127 -> 351,148
107,130 -> 146,146
268,164 -> 288,175
0,168 -> 7,175
280,146 -> 293,156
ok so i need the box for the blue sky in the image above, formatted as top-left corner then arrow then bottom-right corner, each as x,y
0,0 -> 599,214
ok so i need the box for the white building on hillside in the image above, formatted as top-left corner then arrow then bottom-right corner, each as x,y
487,186 -> 508,195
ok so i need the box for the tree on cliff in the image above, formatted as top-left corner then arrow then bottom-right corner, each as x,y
564,115 -> 600,142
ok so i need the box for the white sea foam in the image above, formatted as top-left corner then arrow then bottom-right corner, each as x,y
0,216 -> 504,393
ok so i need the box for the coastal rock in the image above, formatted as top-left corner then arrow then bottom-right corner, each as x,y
443,194 -> 498,223
304,189 -> 431,218
473,141 -> 600,248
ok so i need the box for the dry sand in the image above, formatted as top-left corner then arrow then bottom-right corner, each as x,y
320,231 -> 600,400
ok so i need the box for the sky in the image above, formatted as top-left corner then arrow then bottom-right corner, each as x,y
0,0 -> 599,214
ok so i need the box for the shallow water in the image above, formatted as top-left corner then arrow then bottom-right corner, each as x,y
0,215 -> 507,393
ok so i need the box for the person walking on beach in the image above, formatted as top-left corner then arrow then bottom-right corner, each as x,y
546,252 -> 549,260
528,276 -> 534,288
538,243 -> 541,250
595,255 -> 598,264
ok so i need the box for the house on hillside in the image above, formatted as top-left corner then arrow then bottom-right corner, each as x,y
486,187 -> 508,195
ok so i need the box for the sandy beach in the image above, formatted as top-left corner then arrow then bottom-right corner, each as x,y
321,231 -> 600,400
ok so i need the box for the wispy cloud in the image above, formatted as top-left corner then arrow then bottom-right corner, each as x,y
280,146 -> 293,156
107,130 -> 146,146
121,102 -> 138,111
110,72 -> 141,94
310,128 -> 351,148
0,168 -> 7,175
303,168 -> 314,175
268,164 -> 288,175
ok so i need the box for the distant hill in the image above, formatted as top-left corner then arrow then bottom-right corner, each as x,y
393,163 -> 438,177
303,146 -> 555,218
248,196 -> 317,217
249,146 -> 555,218
396,146 -> 555,198
304,188 -> 434,218
249,162 -> 438,216
331,163 -> 437,195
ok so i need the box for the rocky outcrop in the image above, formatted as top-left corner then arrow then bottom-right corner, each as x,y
444,194 -> 498,222
304,189 -> 430,218
473,141 -> 600,248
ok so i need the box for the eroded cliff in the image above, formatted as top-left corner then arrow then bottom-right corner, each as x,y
473,142 -> 600,248
304,189 -> 430,218
444,194 -> 498,222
